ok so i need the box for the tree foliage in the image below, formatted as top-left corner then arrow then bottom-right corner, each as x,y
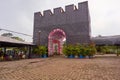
1,33 -> 24,41
32,46 -> 47,55
11,36 -> 24,41
1,33 -> 13,37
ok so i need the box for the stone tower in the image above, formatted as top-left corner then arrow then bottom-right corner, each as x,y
33,1 -> 91,46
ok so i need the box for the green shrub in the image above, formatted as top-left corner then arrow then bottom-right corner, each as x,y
38,46 -> 47,55
32,46 -> 47,55
89,46 -> 97,56
63,44 -> 97,57
63,44 -> 79,56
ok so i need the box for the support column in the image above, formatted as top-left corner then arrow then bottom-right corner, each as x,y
3,47 -> 6,54
28,46 -> 32,58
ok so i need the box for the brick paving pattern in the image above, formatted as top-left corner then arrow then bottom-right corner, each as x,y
0,55 -> 120,80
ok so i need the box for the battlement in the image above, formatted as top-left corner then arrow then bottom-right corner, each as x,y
78,1 -> 88,10
65,4 -> 77,12
43,10 -> 53,16
34,12 -> 42,17
34,1 -> 88,17
54,7 -> 64,14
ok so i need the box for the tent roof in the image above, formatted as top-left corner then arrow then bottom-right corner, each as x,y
0,36 -> 34,47
92,35 -> 120,46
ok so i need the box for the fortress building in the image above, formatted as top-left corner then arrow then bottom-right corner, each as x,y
33,1 -> 91,55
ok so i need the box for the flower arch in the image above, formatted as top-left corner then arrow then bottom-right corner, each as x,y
48,28 -> 66,56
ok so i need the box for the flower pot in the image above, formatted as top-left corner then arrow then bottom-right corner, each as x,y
42,54 -> 47,58
79,55 -> 85,59
68,54 -> 75,58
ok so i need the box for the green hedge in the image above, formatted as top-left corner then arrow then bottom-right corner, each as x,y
63,44 -> 97,57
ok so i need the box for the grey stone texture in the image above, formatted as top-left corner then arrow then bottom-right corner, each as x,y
33,1 -> 91,45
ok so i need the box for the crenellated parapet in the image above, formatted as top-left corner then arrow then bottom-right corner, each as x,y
34,1 -> 88,17
43,10 -> 53,16
78,1 -> 88,10
65,4 -> 77,12
34,12 -> 42,18
54,7 -> 64,14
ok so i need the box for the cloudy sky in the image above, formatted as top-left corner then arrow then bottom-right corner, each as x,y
0,0 -> 120,42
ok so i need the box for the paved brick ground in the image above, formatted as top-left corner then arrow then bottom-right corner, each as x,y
0,55 -> 120,80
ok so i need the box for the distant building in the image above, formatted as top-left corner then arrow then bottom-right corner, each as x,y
33,1 -> 91,55
92,35 -> 120,46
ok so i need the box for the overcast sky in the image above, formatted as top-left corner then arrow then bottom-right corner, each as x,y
0,0 -> 120,42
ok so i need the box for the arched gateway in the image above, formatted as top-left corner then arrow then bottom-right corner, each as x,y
48,29 -> 66,56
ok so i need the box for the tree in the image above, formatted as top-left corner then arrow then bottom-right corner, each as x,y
1,33 -> 13,37
11,36 -> 24,42
1,33 -> 24,41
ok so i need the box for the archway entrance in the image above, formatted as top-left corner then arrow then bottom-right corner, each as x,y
48,29 -> 66,56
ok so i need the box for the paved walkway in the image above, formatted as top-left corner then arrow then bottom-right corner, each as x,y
0,55 -> 120,80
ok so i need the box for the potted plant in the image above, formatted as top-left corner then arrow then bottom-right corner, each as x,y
63,44 -> 75,58
78,46 -> 86,58
88,46 -> 97,58
75,45 -> 81,58
32,47 -> 41,58
38,46 -> 48,58
63,45 -> 70,57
